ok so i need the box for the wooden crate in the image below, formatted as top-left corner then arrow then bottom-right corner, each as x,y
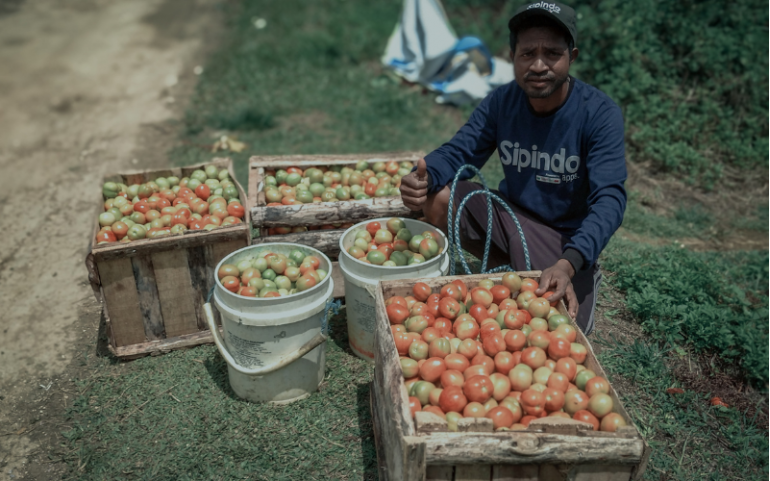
372,272 -> 651,481
85,158 -> 251,359
247,152 -> 423,259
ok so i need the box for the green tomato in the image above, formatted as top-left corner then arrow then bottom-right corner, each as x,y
205,165 -> 219,179
408,235 -> 424,252
170,224 -> 187,235
285,173 -> 302,187
320,191 -> 337,202
265,175 -> 277,187
262,279 -> 277,290
223,185 -> 239,200
374,187 -> 390,198
127,184 -> 140,199
419,238 -> 439,259
389,251 -> 407,266
296,190 -> 314,204
99,212 -> 116,226
353,238 -> 369,250
289,250 -> 306,265
127,224 -> 146,240
274,276 -> 292,290
355,231 -> 372,242
354,193 -> 370,200
309,183 -> 325,197
305,168 -> 324,184
167,176 -> 180,186
355,160 -> 369,171
261,268 -> 277,281
382,260 -> 397,267
218,169 -> 229,181
107,207 -> 122,220
336,187 -> 351,201
102,182 -> 119,198
191,169 -> 208,182
259,287 -> 279,297
155,177 -> 170,189
396,228 -> 413,242
236,259 -> 253,273
247,278 -> 266,291
187,178 -> 202,191
253,258 -> 268,272
366,250 -> 386,265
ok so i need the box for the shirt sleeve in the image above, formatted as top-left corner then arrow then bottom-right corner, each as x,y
423,91 -> 500,193
563,102 -> 627,267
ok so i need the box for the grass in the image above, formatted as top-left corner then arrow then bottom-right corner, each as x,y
62,314 -> 377,481
594,336 -> 768,481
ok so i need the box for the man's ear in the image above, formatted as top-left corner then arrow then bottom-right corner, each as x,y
509,49 -> 515,61
570,48 -> 579,64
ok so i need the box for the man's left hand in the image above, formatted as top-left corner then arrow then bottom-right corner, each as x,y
535,259 -> 578,319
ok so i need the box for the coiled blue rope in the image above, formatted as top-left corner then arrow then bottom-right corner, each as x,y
320,297 -> 342,336
447,165 -> 531,275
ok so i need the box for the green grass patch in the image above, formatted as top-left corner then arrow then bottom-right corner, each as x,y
595,337 -> 768,480
62,313 -> 377,481
601,239 -> 769,384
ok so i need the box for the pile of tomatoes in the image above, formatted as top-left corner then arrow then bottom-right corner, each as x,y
95,165 -> 246,244
263,160 -> 413,208
386,273 -> 628,433
347,218 -> 441,266
217,249 -> 327,298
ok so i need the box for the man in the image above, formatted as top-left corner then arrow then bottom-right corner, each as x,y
400,1 -> 627,334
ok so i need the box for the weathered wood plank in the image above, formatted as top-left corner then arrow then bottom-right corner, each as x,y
538,464 -> 569,481
130,255 -> 164,340
426,466 -> 454,481
109,328 -> 219,359
423,432 -> 645,466
415,412 -> 449,434
248,151 -> 423,168
252,229 -> 344,258
151,249 -> 199,338
250,197 -> 413,228
330,261 -> 345,298
99,258 -> 146,347
455,465 -> 491,481
572,465 -> 633,481
491,464 -> 525,481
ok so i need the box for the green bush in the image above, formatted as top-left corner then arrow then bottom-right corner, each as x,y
602,239 -> 769,384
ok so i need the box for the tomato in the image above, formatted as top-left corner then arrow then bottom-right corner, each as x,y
529,317 -> 548,332
440,369 -> 465,389
520,278 -> 539,292
482,332 -> 506,357
547,372 -> 570,392
570,343 -> 587,364
387,303 -> 410,325
239,286 -> 257,297
502,329 -> 525,352
493,351 -> 516,375
520,346 -> 547,369
516,290 -> 536,310
433,318 -> 452,335
400,358 -> 420,378
438,297 -> 461,320
461,402 -> 485,418
519,389 -> 545,416
456,338 -> 478,360
574,369 -> 596,391
428,338 -> 451,359
563,390 -> 589,415
393,331 -> 413,356
405,316 -> 428,334
410,381 -> 436,406
587,393 -> 614,418
489,372 -> 512,401
479,321 -> 501,339
453,317 -> 479,340
421,327 -> 441,344
450,279 -> 468,298
386,296 -> 408,308
543,387 -> 565,412
527,298 -> 551,318
444,353 -> 470,373
555,357 -> 578,381
217,264 -> 239,280
410,302 -> 429,317
470,287 -> 493,308
471,354 -> 496,375
508,363 -> 533,392
600,413 -> 627,432
573,410 -> 600,430
527,330 -> 551,350
484,406 -> 513,429
462,374 -> 494,404
437,385 -> 468,413
227,202 -> 245,218
423,405 -> 445,419
411,282 -> 432,302
95,230 -> 117,243
220,276 -> 240,293
584,377 -> 610,397
440,283 -> 464,302
553,324 -> 578,342
547,337 -> 571,360
466,304 -> 487,325
408,339 -> 429,360
419,357 -> 446,383
463,364 -> 489,380
408,397 -> 421,418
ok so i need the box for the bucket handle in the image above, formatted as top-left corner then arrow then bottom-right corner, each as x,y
204,303 -> 327,376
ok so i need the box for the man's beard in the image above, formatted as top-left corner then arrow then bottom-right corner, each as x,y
522,71 -> 569,99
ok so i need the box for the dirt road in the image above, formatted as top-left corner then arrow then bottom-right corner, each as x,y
0,1 -> 221,478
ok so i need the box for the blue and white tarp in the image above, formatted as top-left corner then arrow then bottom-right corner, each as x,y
381,0 -> 514,106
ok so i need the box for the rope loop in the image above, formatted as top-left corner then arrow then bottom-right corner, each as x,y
321,298 -> 342,336
446,165 -> 531,275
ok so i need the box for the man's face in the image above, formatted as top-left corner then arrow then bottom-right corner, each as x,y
512,26 -> 574,99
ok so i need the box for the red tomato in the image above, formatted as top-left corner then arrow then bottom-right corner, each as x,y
419,357 -> 447,383
220,276 -> 240,293
463,375 -> 494,403
408,396 -> 421,418
451,279 -> 468,299
547,372 -> 570,392
421,327 -> 441,344
486,406 -> 515,429
547,337 -> 571,360
423,405 -> 445,419
555,357 -> 578,381
520,347 -> 547,369
494,351 -> 516,375
365,221 -> 381,237
471,354 -> 496,375
470,287 -> 493,308
439,385 -> 469,414
490,372 -> 512,401
463,364 -> 489,380
433,318 -> 452,335
440,283 -> 464,302
387,303 -> 410,325
543,387 -> 565,412
585,377 -> 611,397
482,333 -> 506,357
95,230 -> 117,243
440,370 -> 465,389
600,413 -> 628,432
227,202 -> 245,218
386,296 -> 408,308
520,278 -> 539,292
573,410 -> 599,430
444,353 -> 470,372
527,330 -> 550,350
504,330 -> 527,352
428,338 -> 451,359
438,297 -> 461,320
393,331 -> 413,356
457,338 -> 479,359
489,285 -> 511,305
519,389 -> 545,416
412,282 -> 432,302
463,402 -> 487,418
468,304 -> 488,325
563,390 -> 589,415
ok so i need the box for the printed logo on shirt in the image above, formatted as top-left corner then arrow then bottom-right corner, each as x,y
499,141 -> 580,182
536,175 -> 561,184
527,2 -> 561,14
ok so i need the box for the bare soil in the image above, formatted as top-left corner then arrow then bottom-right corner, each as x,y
0,1 -> 223,479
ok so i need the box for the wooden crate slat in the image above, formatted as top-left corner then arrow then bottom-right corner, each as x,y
426,465 -> 454,481
249,151 -> 423,168
492,464 -> 538,481
537,464 -> 569,481
151,249 -> 200,338
251,197 -> 412,228
187,245 -> 212,331
110,329 -> 218,359
252,229 -> 344,258
99,258 -> 146,347
455,465 -> 492,481
130,255 -> 164,340
572,465 -> 633,481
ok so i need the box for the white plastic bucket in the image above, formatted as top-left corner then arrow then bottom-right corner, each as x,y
338,218 -> 450,361
204,243 -> 334,404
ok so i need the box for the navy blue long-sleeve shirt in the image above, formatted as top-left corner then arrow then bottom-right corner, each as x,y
424,77 -> 627,268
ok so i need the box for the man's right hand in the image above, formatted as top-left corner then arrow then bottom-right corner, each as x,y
399,158 -> 429,211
